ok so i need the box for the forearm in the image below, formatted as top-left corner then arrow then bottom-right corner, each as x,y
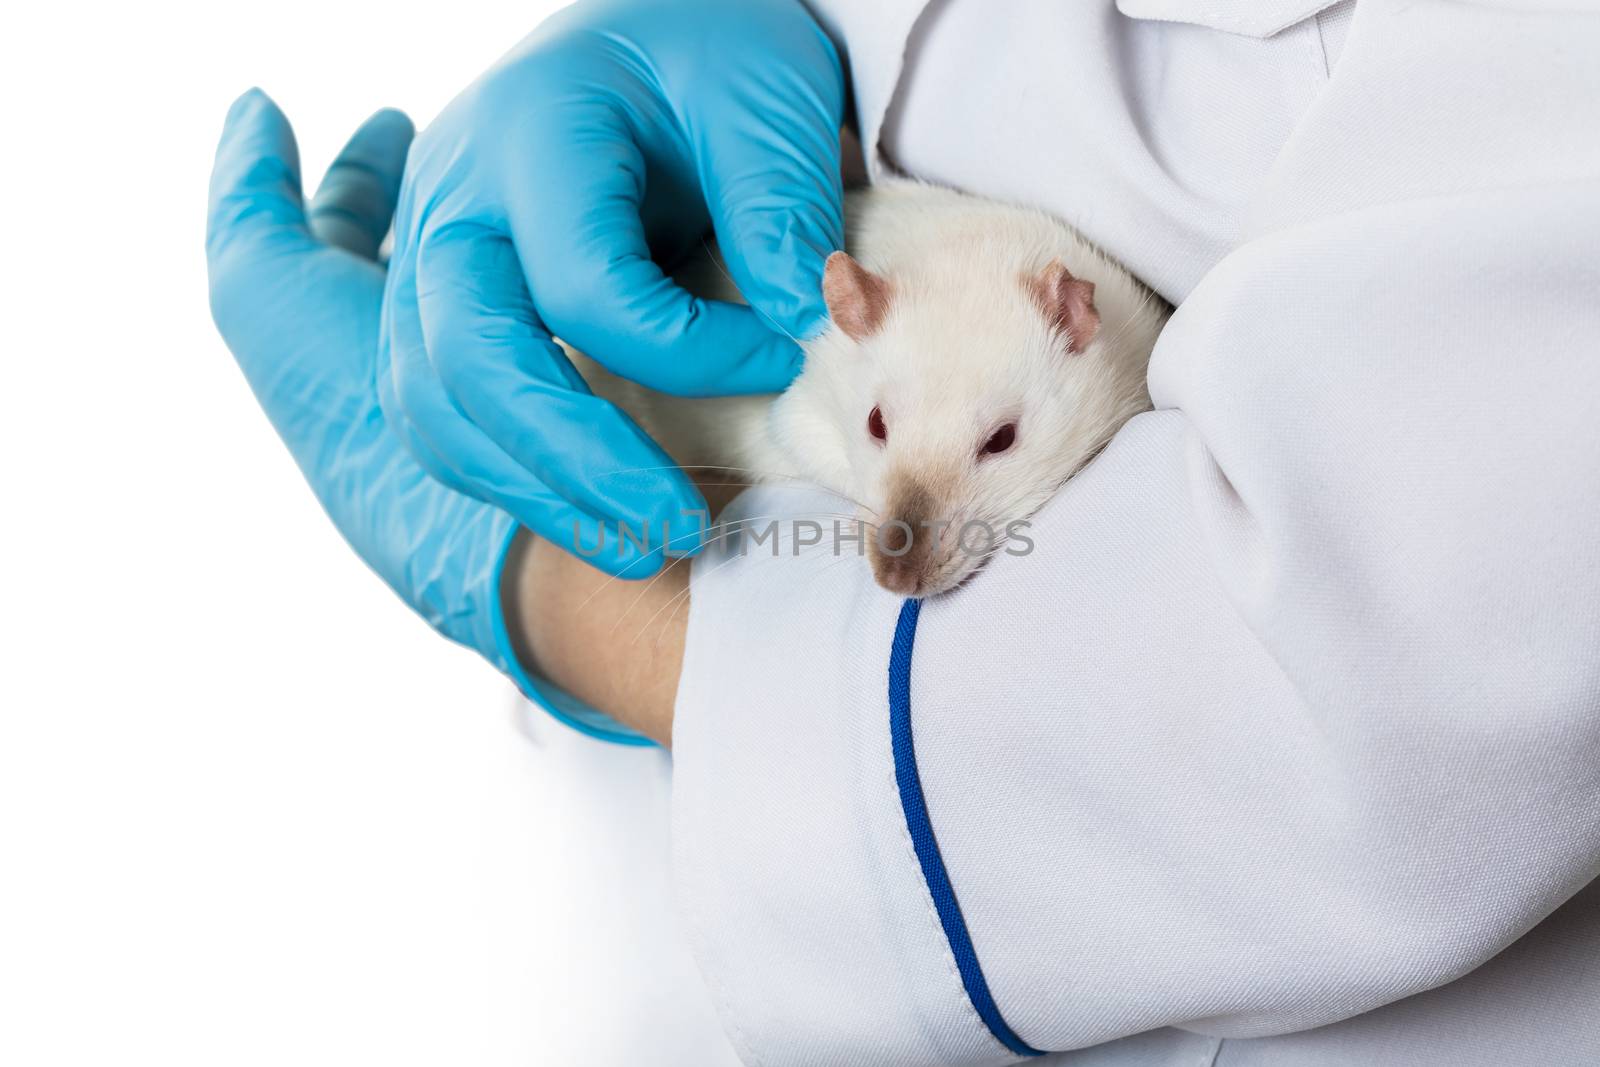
500,530 -> 685,747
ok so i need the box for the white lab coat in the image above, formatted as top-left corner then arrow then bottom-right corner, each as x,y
668,1 -> 1600,1063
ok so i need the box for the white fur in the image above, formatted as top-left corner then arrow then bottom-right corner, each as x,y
567,179 -> 1170,594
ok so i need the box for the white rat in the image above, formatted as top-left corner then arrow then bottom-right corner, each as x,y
570,179 -> 1169,597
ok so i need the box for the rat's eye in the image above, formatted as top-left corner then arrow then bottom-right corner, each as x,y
868,405 -> 888,443
980,423 -> 1017,457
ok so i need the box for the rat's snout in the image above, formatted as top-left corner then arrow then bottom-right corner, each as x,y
869,481 -> 942,597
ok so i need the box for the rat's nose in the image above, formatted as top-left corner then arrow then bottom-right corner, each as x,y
872,545 -> 925,596
869,483 -> 938,596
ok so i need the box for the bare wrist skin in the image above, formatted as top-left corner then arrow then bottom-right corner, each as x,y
500,530 -> 688,747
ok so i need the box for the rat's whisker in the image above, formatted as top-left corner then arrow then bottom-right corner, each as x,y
1097,284 -> 1163,354
593,464 -> 839,498
696,510 -> 867,539
606,555 -> 695,639
575,508 -> 877,620
634,521 -> 877,649
636,517 -> 878,651
592,465 -> 878,517
627,547 -> 746,649
598,463 -> 809,479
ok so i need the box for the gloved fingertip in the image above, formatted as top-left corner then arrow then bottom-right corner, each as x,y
594,468 -> 708,562
226,86 -> 282,127
208,87 -> 310,255
722,222 -> 840,343
231,85 -> 269,108
785,335 -> 810,375
216,87 -> 298,175
740,327 -> 807,392
308,107 -> 416,257
359,107 -> 416,147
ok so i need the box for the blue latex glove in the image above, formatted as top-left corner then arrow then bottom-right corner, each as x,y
207,89 -> 650,744
381,0 -> 845,577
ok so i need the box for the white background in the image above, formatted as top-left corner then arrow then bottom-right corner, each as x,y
1,3 -> 736,1063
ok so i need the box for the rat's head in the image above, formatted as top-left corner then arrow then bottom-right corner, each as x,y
774,249 -> 1147,597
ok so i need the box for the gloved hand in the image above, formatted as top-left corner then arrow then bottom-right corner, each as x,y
381,0 -> 845,576
207,89 -> 651,744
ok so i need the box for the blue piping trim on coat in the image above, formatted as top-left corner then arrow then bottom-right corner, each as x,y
888,598 -> 1043,1058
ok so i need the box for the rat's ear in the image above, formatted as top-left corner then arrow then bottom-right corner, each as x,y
1028,259 -> 1100,353
823,251 -> 893,341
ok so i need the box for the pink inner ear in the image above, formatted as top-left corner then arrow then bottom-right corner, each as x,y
1028,259 -> 1100,353
823,251 -> 893,341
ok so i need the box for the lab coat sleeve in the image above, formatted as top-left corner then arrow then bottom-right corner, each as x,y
670,3 -> 1600,1063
